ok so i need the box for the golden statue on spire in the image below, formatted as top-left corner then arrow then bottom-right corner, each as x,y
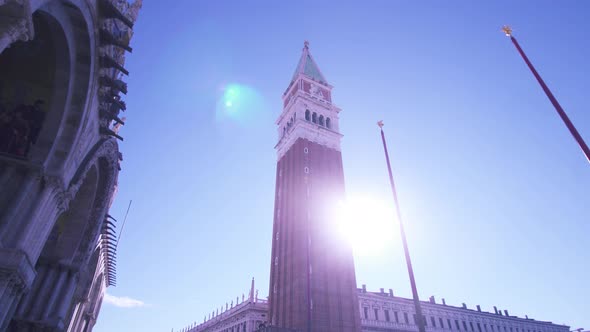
502,25 -> 512,37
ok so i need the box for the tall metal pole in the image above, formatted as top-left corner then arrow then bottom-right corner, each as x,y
378,121 -> 426,332
502,25 -> 590,164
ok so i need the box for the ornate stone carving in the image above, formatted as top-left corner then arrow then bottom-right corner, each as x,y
0,1 -> 142,329
276,120 -> 342,160
0,248 -> 37,295
0,0 -> 34,52
68,139 -> 120,268
97,0 -> 142,139
37,174 -> 69,213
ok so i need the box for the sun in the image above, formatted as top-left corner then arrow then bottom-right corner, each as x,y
334,194 -> 397,256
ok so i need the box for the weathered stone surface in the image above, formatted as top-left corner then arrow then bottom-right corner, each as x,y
0,0 -> 141,330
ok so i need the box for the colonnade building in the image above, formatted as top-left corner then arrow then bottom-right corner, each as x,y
176,282 -> 569,332
0,0 -> 141,331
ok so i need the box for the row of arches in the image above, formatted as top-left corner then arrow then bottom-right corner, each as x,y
281,108 -> 334,139
305,109 -> 331,129
5,141 -> 119,331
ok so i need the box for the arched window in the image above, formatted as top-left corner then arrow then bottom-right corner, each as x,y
326,117 -> 331,129
312,112 -> 317,123
319,115 -> 324,126
305,109 -> 310,121
283,127 -> 286,136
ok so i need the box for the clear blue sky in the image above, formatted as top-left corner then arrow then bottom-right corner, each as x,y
94,1 -> 590,331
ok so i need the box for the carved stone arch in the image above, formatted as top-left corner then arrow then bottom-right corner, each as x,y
67,138 -> 119,199
36,0 -> 97,172
0,0 -> 97,169
73,247 -> 101,305
66,138 -> 120,269
9,162 -> 100,330
67,247 -> 103,332
70,156 -> 116,267
9,138 -> 119,330
0,9 -> 69,160
49,163 -> 100,264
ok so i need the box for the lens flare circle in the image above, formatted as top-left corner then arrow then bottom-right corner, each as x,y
216,83 -> 266,125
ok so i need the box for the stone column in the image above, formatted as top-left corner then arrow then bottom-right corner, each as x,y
79,318 -> 88,332
0,164 -> 15,188
0,248 -> 36,329
0,164 -> 18,217
0,165 -> 27,244
0,277 -> 17,324
0,292 -> 20,332
42,265 -> 69,319
83,313 -> 96,332
13,179 -> 65,260
55,270 -> 79,323
15,263 -> 46,317
0,171 -> 65,261
0,171 -> 37,237
67,302 -> 84,332
29,263 -> 58,319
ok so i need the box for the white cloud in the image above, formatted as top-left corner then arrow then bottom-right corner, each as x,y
104,293 -> 147,308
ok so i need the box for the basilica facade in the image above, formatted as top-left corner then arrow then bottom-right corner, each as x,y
0,0 -> 140,331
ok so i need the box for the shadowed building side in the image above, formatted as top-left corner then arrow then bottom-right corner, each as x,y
0,0 -> 141,331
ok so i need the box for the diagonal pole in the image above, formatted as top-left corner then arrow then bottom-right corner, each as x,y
116,200 -> 132,248
502,25 -> 590,164
378,121 -> 426,332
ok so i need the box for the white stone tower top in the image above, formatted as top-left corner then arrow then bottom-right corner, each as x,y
275,42 -> 343,160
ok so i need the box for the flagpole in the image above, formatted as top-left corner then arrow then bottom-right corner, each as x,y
502,26 -> 590,164
378,121 -> 426,332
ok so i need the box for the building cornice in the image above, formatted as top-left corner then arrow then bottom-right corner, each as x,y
275,120 -> 342,160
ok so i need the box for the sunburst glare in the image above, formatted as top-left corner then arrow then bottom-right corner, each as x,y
334,194 -> 398,257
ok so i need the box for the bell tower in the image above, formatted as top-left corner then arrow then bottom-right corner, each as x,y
268,42 -> 361,332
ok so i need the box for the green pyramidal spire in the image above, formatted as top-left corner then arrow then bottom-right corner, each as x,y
291,41 -> 328,85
